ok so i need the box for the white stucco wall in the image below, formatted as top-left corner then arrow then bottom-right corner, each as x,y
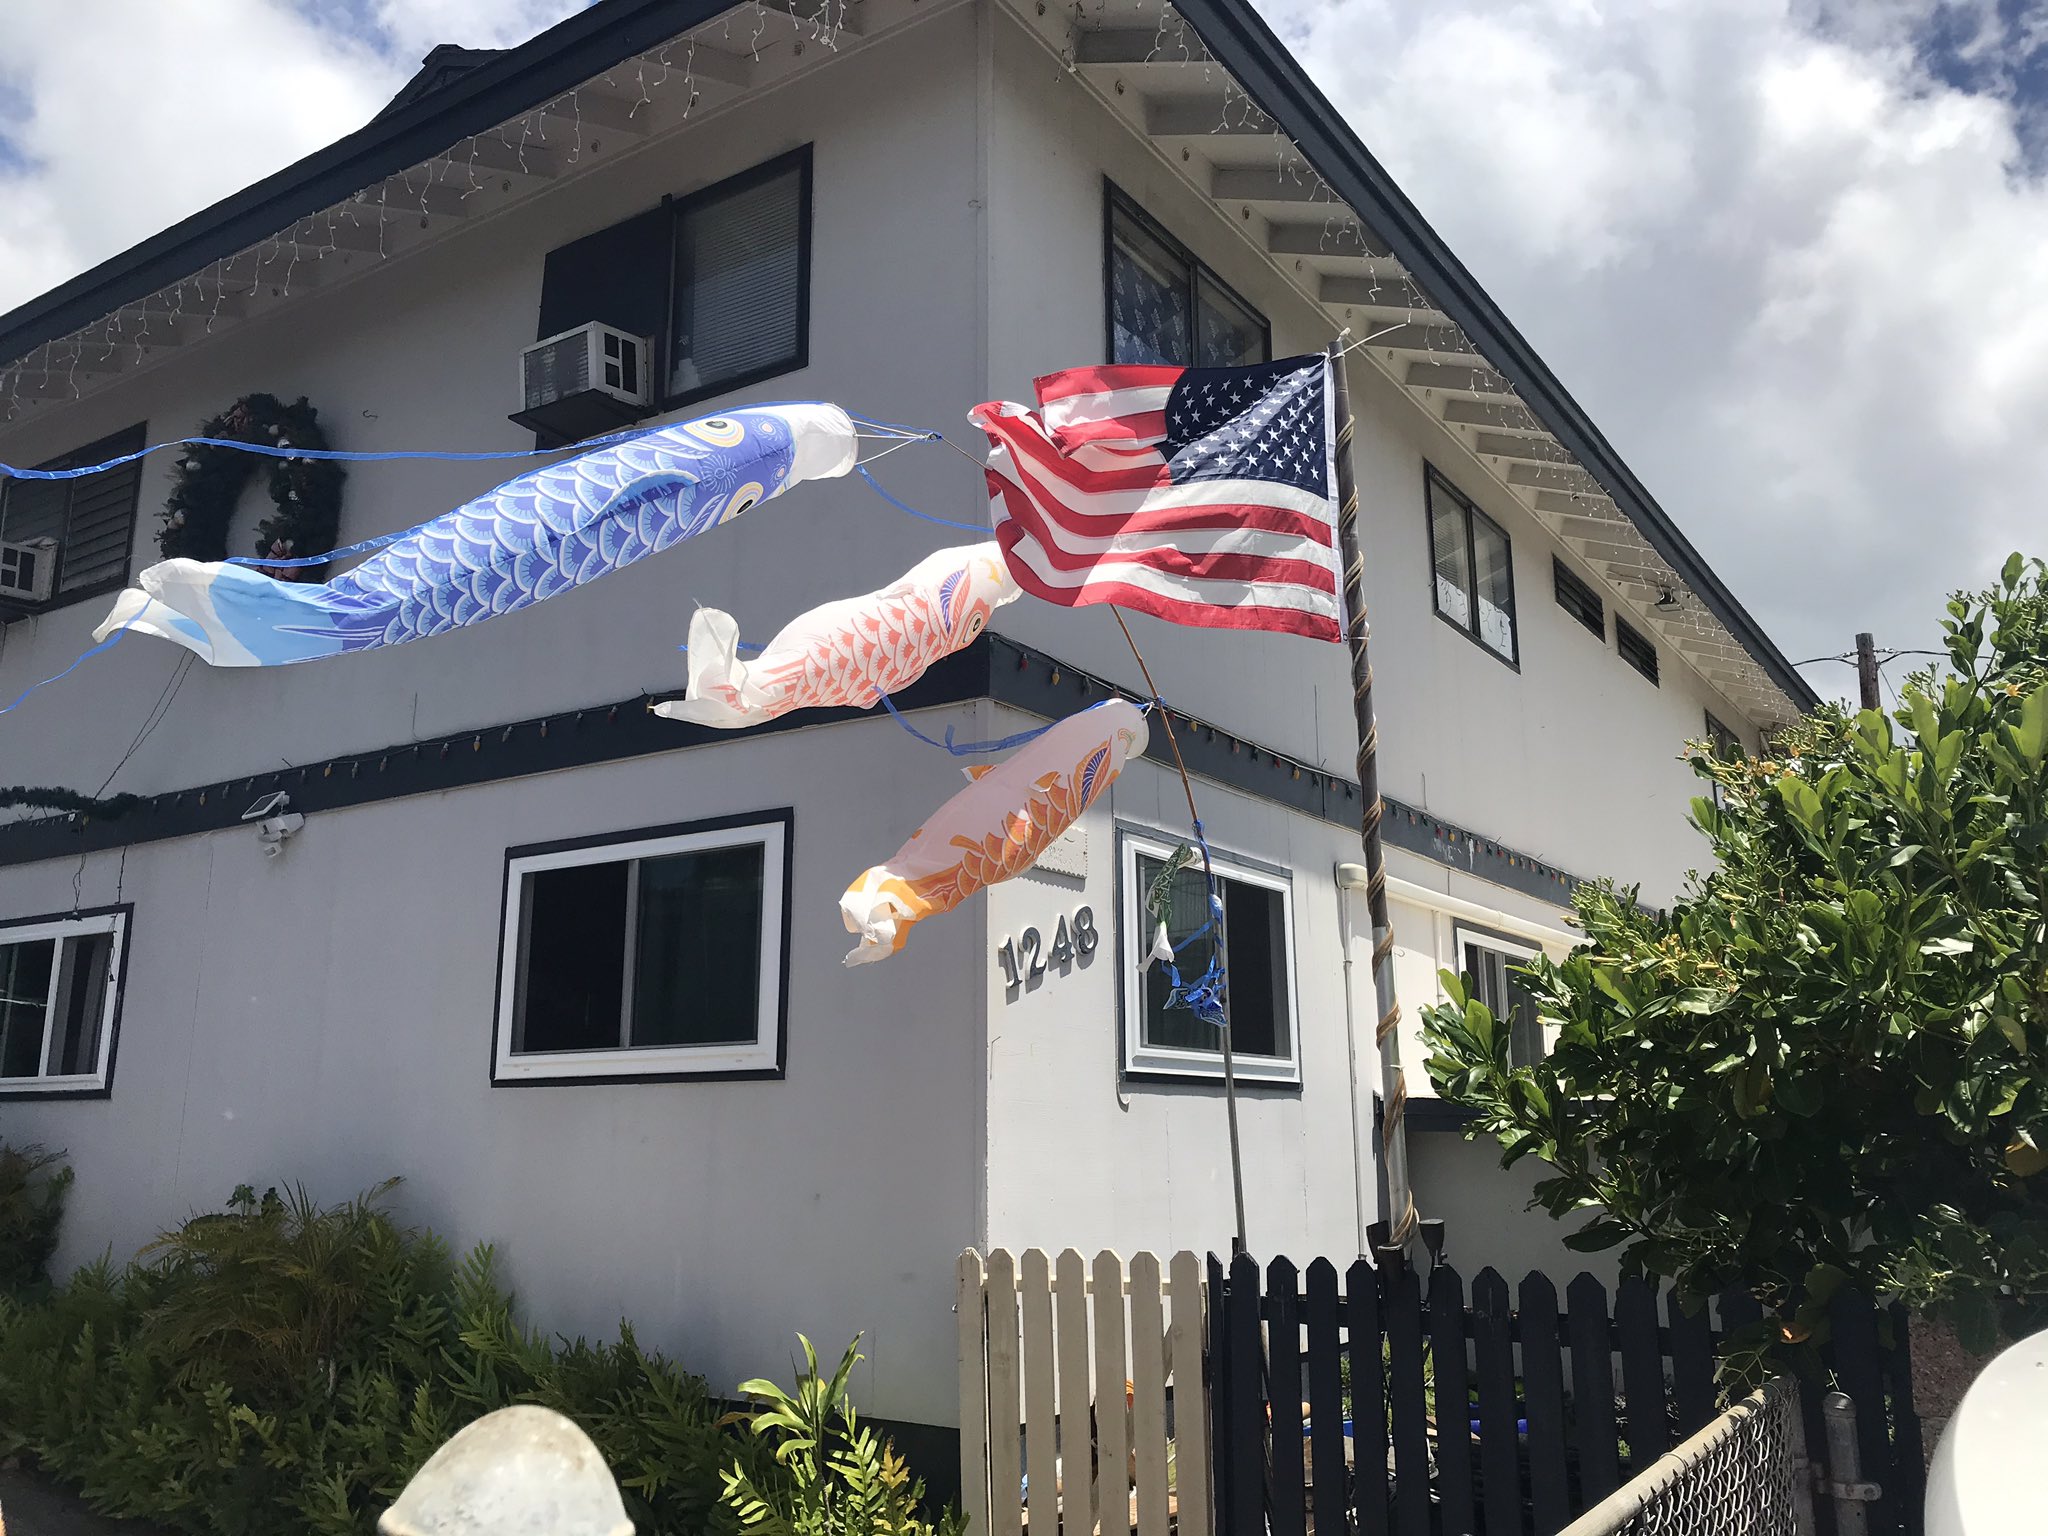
0,11 -> 994,1429
0,705 -> 992,1425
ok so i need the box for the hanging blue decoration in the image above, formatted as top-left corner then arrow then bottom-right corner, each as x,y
91,404 -> 859,667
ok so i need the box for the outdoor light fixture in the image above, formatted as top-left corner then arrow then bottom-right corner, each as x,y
1655,588 -> 1680,611
379,1405 -> 633,1536
1420,1218 -> 1447,1276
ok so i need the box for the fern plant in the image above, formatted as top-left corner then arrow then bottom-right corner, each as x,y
722,1335 -> 964,1536
0,1142 -> 73,1293
0,1177 -> 775,1536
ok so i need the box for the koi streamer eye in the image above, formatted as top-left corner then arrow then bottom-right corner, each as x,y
683,417 -> 748,448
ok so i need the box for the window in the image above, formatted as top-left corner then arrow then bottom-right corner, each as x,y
1704,712 -> 1744,761
0,424 -> 146,611
1553,557 -> 1604,640
0,908 -> 127,1097
1616,616 -> 1659,685
1457,928 -> 1546,1069
1106,185 -> 1270,369
532,150 -> 811,425
668,149 -> 811,405
1120,829 -> 1298,1084
494,813 -> 790,1082
1426,468 -> 1517,664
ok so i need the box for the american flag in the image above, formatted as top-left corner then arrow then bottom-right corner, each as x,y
970,355 -> 1342,642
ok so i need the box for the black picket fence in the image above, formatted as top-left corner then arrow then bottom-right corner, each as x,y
1207,1252 -> 1924,1536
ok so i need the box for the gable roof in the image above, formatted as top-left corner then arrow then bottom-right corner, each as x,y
0,0 -> 1816,718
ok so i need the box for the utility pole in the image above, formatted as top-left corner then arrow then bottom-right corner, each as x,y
1855,632 -> 1880,711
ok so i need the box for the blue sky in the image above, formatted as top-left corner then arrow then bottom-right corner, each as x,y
1,0 -> 2044,695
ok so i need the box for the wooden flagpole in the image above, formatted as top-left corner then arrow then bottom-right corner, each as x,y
1329,341 -> 1418,1250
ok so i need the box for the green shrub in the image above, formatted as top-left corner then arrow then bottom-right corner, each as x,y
723,1335 -> 964,1536
0,1177 -> 775,1536
0,1142 -> 72,1292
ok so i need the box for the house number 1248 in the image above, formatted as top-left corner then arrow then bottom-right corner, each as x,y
997,907 -> 1098,988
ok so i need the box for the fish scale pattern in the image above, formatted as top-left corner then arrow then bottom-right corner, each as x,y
300,411 -> 799,650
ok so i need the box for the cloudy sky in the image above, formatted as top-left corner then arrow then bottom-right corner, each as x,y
1,0 -> 2042,700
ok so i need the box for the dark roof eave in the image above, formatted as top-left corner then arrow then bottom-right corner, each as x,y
1168,0 -> 1818,715
0,0 -> 733,369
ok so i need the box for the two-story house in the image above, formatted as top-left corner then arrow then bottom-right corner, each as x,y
0,0 -> 1815,1466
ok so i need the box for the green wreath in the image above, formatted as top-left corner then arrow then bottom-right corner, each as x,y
158,393 -> 346,579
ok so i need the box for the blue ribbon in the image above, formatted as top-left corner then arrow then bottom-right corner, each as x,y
875,690 -> 1056,755
855,464 -> 987,535
0,425 -> 671,483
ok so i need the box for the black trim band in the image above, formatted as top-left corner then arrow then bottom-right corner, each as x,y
0,634 -> 1589,906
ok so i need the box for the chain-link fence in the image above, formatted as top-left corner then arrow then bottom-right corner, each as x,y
1558,1378 -> 1800,1536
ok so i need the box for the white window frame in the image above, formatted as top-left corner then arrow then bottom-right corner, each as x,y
1119,826 -> 1301,1086
0,907 -> 127,1098
1454,925 -> 1552,1066
493,816 -> 788,1083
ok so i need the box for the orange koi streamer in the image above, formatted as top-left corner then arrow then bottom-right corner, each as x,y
840,699 -> 1148,965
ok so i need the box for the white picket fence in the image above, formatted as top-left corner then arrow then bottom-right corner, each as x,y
958,1249 -> 1210,1536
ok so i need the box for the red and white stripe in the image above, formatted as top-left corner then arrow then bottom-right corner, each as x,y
971,367 -> 1343,642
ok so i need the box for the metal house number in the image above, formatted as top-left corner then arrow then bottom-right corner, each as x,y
997,907 -> 1097,989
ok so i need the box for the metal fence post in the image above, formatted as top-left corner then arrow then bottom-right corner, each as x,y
1821,1391 -> 1879,1536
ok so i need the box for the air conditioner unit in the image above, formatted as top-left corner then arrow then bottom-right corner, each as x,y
510,322 -> 653,445
0,537 -> 57,606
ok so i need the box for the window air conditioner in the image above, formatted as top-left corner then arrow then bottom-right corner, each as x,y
510,322 -> 654,445
0,537 -> 57,606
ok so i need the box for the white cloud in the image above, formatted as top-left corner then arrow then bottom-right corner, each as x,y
0,0 -> 586,321
1258,0 -> 2048,696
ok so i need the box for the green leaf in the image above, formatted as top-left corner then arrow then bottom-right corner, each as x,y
1563,1219 -> 1631,1252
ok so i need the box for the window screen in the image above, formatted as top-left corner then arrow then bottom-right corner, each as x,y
1131,843 -> 1294,1074
1426,469 -> 1518,664
0,911 -> 125,1093
670,154 -> 809,403
1463,936 -> 1545,1069
499,816 -> 787,1081
1107,186 -> 1269,369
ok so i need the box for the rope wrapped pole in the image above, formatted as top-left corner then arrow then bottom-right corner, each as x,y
1329,342 -> 1417,1248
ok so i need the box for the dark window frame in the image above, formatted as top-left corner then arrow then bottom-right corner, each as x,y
1616,616 -> 1660,686
0,903 -> 130,1101
1102,180 -> 1272,369
1115,824 -> 1301,1089
1424,464 -> 1520,669
659,145 -> 814,412
0,423 -> 147,618
1552,556 -> 1605,641
491,809 -> 794,1085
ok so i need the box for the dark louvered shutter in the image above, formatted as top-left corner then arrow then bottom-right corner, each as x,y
535,204 -> 670,348
57,425 -> 145,594
0,422 -> 144,601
